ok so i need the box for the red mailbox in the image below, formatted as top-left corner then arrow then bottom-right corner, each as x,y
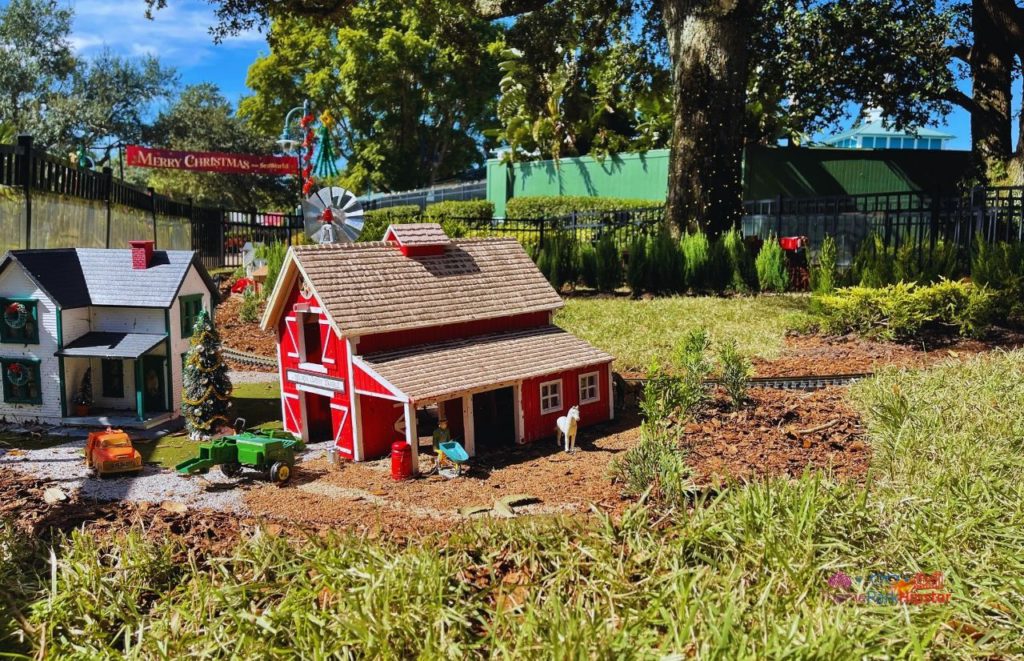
391,441 -> 413,480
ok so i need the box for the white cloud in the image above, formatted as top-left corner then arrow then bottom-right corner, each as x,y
68,0 -> 264,67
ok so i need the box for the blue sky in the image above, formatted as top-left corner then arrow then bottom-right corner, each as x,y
59,0 -> 975,149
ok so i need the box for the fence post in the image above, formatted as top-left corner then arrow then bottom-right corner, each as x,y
16,135 -> 33,249
147,187 -> 158,247
103,167 -> 113,248
538,217 -> 545,250
775,194 -> 783,237
219,207 -> 226,267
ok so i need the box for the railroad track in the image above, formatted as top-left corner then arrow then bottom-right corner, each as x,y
221,347 -> 869,391
622,373 -> 870,391
222,347 -> 277,369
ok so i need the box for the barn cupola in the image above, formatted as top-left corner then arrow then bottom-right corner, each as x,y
382,223 -> 450,257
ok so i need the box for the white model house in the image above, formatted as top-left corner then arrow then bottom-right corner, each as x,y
0,240 -> 218,427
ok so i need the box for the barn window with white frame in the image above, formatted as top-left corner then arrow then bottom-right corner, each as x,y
579,372 -> 599,404
540,379 -> 562,414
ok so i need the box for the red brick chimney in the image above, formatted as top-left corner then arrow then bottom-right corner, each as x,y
129,240 -> 154,269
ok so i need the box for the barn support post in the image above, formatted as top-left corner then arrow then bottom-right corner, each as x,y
462,394 -> 475,457
513,383 -> 523,444
404,399 -> 419,474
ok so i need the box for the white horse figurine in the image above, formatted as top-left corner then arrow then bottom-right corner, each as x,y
556,406 -> 581,453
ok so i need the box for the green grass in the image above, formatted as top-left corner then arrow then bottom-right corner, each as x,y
555,294 -> 814,372
141,381 -> 284,469
3,352 -> 1023,657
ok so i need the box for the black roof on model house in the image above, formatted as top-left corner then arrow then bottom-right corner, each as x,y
0,248 -> 219,309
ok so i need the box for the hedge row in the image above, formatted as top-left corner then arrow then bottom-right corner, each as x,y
358,200 -> 493,242
505,195 -> 661,219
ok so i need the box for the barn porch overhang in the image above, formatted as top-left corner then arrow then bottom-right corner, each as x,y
352,327 -> 613,474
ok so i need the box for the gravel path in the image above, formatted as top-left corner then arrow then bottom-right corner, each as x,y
0,440 -> 249,511
228,369 -> 279,384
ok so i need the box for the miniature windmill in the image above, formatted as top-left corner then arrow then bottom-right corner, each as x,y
302,186 -> 365,243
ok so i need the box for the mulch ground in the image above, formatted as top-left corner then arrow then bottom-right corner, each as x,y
682,388 -> 869,485
216,292 -> 278,371
751,328 -> 1024,378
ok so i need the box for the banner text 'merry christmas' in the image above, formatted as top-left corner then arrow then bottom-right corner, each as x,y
125,145 -> 298,176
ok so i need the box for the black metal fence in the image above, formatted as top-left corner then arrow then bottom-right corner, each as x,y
742,187 -> 1024,267
0,135 -> 303,271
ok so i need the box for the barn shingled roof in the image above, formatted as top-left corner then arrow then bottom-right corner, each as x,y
273,237 -> 564,337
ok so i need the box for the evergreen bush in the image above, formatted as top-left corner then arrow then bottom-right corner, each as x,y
893,239 -> 960,284
595,234 -> 624,292
535,233 -> 578,291
811,235 -> 838,294
579,243 -> 599,289
719,226 -> 754,293
814,280 -> 1000,341
852,233 -> 895,287
680,229 -> 711,292
645,228 -> 685,294
754,234 -> 789,293
239,286 -> 259,323
626,235 -> 648,296
610,426 -> 692,507
256,241 -> 288,299
717,339 -> 752,409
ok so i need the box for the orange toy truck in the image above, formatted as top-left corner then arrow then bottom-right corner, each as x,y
85,428 -> 143,476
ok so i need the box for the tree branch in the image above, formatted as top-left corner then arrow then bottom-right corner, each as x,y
472,0 -> 553,19
942,87 -> 979,114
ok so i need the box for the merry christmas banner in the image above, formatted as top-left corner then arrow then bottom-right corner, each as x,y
126,145 -> 298,176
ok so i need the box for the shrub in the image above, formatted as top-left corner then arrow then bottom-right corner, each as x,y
680,229 -> 711,292
852,233 -> 895,287
255,241 -> 288,298
535,233 -> 578,291
719,226 -> 755,293
505,195 -> 659,219
358,205 -> 422,241
626,235 -> 648,296
814,280 -> 1001,341
610,427 -> 692,507
594,234 -> 624,292
812,235 -> 838,294
755,234 -> 789,293
239,286 -> 259,323
674,327 -> 713,417
717,339 -> 751,409
423,200 -> 493,222
645,228 -> 685,294
972,238 -> 1024,292
893,239 -> 960,284
578,243 -> 598,289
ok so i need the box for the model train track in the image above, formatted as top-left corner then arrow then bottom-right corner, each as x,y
622,372 -> 871,391
222,347 -> 277,369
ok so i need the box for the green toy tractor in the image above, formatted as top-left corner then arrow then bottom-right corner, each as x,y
175,431 -> 305,484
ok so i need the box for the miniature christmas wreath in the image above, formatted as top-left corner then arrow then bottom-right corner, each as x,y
3,302 -> 27,329
6,362 -> 29,386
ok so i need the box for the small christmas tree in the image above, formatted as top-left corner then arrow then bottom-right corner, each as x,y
182,309 -> 232,439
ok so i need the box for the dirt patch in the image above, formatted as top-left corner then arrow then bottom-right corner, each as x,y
245,417 -> 640,526
751,328 -> 1024,378
216,292 -> 277,368
682,387 -> 869,484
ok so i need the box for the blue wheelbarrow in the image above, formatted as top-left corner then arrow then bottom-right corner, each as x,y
435,439 -> 469,478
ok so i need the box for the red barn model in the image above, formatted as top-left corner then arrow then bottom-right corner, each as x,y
260,223 -> 614,474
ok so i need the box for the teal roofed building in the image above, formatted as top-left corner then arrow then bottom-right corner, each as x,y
823,108 -> 954,150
